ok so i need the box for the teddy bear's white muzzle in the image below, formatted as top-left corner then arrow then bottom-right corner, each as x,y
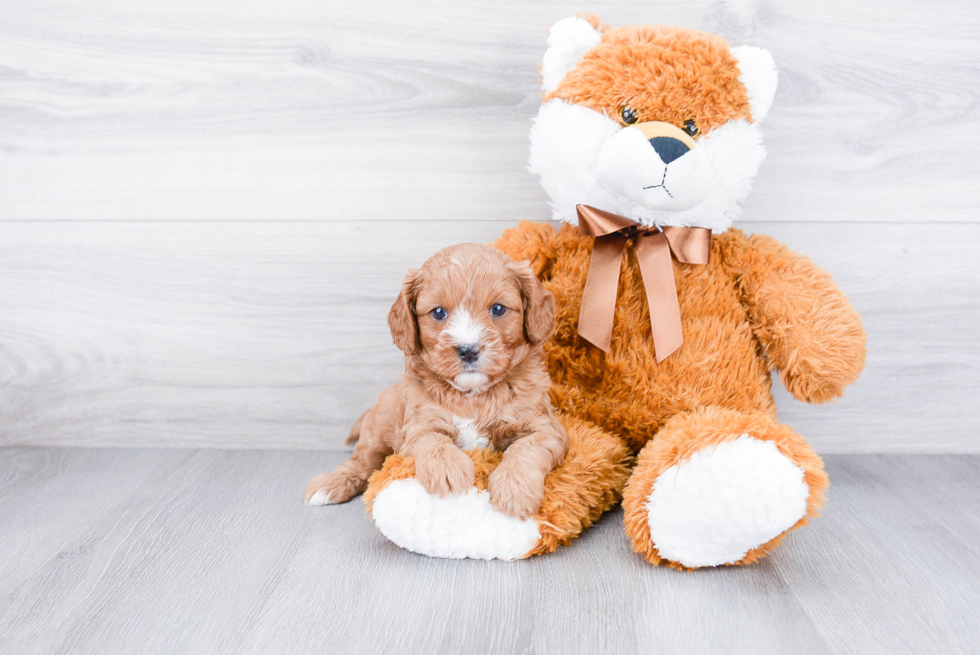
597,125 -> 712,212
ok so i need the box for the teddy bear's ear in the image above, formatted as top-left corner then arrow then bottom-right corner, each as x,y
541,16 -> 604,93
731,46 -> 778,123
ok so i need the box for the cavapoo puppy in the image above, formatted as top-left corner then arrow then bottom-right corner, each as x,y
304,242 -> 568,519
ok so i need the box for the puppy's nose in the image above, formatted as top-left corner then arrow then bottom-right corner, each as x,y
457,344 -> 480,364
649,136 -> 689,164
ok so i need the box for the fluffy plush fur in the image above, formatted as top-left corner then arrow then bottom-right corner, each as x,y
365,413 -> 632,559
491,216 -> 862,567
621,407 -> 828,570
364,17 -> 866,567
498,224 -> 866,454
529,17 -> 773,232
305,243 -> 570,520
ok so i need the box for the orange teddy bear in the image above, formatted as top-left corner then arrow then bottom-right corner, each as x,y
365,16 -> 865,569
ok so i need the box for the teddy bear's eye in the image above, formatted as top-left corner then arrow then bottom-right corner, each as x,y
621,106 -> 639,125
683,120 -> 700,138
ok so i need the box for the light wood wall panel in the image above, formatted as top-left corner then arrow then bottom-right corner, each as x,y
1,0 -> 978,222
0,0 -> 977,450
1,221 -> 976,452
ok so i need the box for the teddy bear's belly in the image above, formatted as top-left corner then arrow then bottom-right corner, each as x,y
545,246 -> 775,453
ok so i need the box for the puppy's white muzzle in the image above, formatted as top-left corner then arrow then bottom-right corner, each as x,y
446,309 -> 485,348
452,371 -> 490,393
596,123 -> 711,212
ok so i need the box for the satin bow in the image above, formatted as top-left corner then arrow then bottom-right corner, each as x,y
576,204 -> 712,362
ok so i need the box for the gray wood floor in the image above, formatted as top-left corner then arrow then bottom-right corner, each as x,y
1,448 -> 978,655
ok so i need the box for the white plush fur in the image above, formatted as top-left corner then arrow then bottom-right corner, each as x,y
597,127 -> 712,212
372,479 -> 541,560
731,46 -> 778,122
529,99 -> 767,232
453,415 -> 490,450
645,434 -> 809,568
541,17 -> 603,93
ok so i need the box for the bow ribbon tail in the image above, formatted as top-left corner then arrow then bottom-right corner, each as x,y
634,232 -> 683,363
577,232 -> 627,352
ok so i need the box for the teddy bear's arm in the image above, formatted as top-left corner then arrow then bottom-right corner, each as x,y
493,221 -> 560,278
731,232 -> 867,404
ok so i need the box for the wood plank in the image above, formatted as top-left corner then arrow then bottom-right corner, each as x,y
758,222 -> 980,453
0,220 -> 503,449
0,448 -> 828,655
247,509 -> 830,655
0,448 -> 330,654
0,0 -> 977,223
1,449 -> 977,654
0,448 -> 196,595
774,455 -> 980,655
1,220 -> 976,452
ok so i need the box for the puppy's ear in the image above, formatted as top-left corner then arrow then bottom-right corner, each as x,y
388,268 -> 423,355
509,260 -> 556,346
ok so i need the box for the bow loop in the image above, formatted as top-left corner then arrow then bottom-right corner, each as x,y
575,205 -> 712,362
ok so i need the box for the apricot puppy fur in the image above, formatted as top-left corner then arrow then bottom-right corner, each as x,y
304,243 -> 568,519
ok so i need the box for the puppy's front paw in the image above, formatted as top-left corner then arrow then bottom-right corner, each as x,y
415,446 -> 475,497
488,463 -> 544,520
304,471 -> 366,506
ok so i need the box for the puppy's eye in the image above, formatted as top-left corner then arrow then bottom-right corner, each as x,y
683,120 -> 700,138
621,106 -> 639,125
430,307 -> 448,321
490,304 -> 507,317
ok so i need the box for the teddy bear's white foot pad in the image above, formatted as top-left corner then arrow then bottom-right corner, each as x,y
646,434 -> 809,568
371,479 -> 540,560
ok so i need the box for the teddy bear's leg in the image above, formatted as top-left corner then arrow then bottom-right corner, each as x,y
363,415 -> 632,560
622,406 -> 828,569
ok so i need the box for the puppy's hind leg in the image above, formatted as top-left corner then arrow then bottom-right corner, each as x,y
305,413 -> 393,506
346,410 -> 367,445
305,437 -> 391,506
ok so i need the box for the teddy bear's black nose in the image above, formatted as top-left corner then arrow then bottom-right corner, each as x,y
649,137 -> 690,165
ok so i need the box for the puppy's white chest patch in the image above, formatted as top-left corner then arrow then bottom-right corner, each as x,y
452,416 -> 490,450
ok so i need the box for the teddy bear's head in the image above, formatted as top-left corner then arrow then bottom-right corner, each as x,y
529,16 -> 778,232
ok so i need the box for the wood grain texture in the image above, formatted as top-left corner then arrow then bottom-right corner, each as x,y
0,0 -> 978,222
1,221 -> 976,452
1,0 -> 977,451
1,448 -> 978,655
774,456 -> 980,655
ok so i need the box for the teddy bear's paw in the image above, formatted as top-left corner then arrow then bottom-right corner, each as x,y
366,417 -> 633,560
371,479 -> 541,560
644,434 -> 810,568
